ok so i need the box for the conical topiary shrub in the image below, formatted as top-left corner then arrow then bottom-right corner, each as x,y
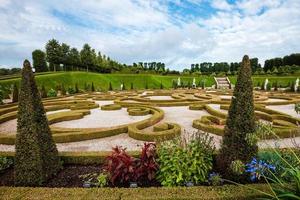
12,83 -> 19,103
217,55 -> 257,178
14,60 -> 60,186
91,82 -> 95,92
40,85 -> 47,98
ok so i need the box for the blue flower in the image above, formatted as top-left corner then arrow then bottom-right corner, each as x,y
245,157 -> 276,182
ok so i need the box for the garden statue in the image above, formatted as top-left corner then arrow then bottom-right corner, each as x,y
264,79 -> 269,90
295,78 -> 299,92
120,83 -> 123,91
177,77 -> 181,87
192,78 -> 196,88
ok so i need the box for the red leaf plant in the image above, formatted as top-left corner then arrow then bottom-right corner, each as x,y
103,143 -> 159,187
103,146 -> 137,187
135,143 -> 159,185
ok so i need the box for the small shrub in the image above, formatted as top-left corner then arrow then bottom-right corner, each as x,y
12,83 -> 19,103
295,103 -> 300,114
208,172 -> 223,186
80,172 -> 108,187
0,156 -> 13,172
230,160 -> 245,175
91,82 -> 95,92
68,87 -> 75,94
108,82 -> 113,91
130,83 -> 134,90
47,88 -> 57,97
157,133 -> 215,186
75,83 -> 79,93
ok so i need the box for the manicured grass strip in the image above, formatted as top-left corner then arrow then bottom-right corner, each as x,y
0,184 -> 271,200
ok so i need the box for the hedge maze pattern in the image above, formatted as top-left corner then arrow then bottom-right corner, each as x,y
0,89 -> 299,144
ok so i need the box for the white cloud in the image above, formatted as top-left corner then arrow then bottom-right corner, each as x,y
0,0 -> 299,70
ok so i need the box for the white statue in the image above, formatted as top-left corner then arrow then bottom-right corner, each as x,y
295,78 -> 299,92
192,78 -> 196,88
120,83 -> 123,91
264,78 -> 269,90
177,77 -> 181,87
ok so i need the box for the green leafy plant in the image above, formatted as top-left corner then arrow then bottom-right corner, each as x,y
230,160 -> 245,176
80,172 -> 108,187
0,89 -> 3,104
0,156 -> 13,172
68,87 -> 75,94
47,88 -> 57,97
208,172 -> 223,186
157,132 -> 215,186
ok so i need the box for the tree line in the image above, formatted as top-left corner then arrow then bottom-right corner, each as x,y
32,39 -> 124,73
263,53 -> 300,72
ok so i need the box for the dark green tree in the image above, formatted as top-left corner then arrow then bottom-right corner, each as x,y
15,60 -> 60,186
91,82 -> 95,92
45,39 -> 62,72
32,50 -> 48,72
68,48 -> 81,71
80,44 -> 94,72
109,82 -> 113,91
217,55 -> 257,177
40,85 -> 47,98
60,43 -> 70,71
12,83 -> 19,103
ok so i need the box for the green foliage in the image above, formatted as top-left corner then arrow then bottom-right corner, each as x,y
230,160 -> 245,176
67,87 -> 75,94
160,81 -> 163,89
45,39 -> 61,71
145,82 -> 148,89
0,156 -> 13,172
40,85 -> 47,98
47,88 -> 57,97
12,83 -> 19,103
32,49 -> 48,72
130,82 -> 133,90
157,133 -> 215,186
14,60 -> 61,186
80,172 -> 108,188
218,55 -> 258,177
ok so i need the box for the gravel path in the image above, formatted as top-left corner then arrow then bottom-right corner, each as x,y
266,104 -> 299,118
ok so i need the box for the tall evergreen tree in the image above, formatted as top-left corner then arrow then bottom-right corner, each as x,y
80,44 -> 94,72
60,43 -> 70,71
32,50 -> 48,72
68,48 -> 81,71
12,83 -> 19,103
217,55 -> 257,177
15,60 -> 60,186
45,39 -> 62,72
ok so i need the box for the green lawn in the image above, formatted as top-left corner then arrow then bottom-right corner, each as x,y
0,71 -> 299,92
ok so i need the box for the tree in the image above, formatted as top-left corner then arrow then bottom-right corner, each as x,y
32,50 -> 48,72
15,60 -> 60,186
160,81 -> 163,89
108,82 -> 113,91
12,83 -> 19,103
68,48 -> 81,71
91,82 -> 95,92
45,39 -> 62,72
217,55 -> 257,178
60,43 -> 70,71
80,44 -> 94,72
130,82 -> 133,90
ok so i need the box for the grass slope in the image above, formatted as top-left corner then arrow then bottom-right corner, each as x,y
0,72 -> 299,92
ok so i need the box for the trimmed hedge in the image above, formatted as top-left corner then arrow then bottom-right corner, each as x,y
0,184 -> 271,199
101,104 -> 122,110
127,107 -> 150,116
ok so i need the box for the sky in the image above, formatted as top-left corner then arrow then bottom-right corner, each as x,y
0,0 -> 299,70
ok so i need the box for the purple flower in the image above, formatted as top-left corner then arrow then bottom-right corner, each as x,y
246,157 -> 276,182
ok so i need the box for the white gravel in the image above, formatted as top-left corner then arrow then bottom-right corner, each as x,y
266,104 -> 299,118
265,98 -> 288,102
147,96 -> 174,100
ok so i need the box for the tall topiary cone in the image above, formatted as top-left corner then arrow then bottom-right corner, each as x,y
12,83 -> 19,103
15,60 -> 60,186
217,55 -> 257,177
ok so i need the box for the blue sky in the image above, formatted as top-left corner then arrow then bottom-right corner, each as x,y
0,0 -> 299,70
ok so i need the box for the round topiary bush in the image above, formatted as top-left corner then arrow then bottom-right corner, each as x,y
101,104 -> 122,110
